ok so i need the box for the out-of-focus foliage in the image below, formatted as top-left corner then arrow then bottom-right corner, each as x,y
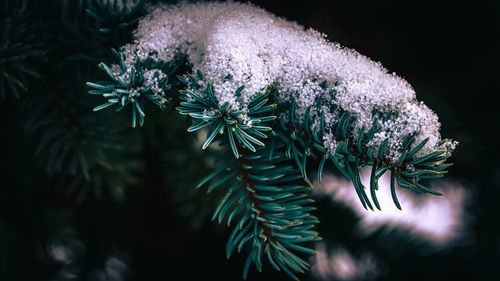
0,0 -> 47,99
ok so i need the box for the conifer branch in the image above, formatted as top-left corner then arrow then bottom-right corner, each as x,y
88,49 -> 184,127
176,70 -> 276,158
276,98 -> 453,210
85,2 -> 458,279
198,144 -> 320,280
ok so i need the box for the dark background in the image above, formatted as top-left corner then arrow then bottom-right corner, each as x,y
1,0 -> 499,280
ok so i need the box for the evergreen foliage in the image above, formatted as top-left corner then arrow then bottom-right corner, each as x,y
24,90 -> 144,201
0,0 -> 47,99
198,144 -> 320,280
88,49 -> 184,127
84,2 -> 456,279
87,0 -> 146,36
6,0 -> 149,201
176,71 -> 276,157
0,0 -> 467,280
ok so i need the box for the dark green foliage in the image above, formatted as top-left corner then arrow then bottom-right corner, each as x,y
173,70 -> 449,277
176,71 -> 276,158
11,0 -> 152,203
88,50 -> 183,127
1,0 -> 456,278
88,61 -> 455,278
30,0 -> 186,203
24,85 -> 144,202
275,96 -> 451,211
198,144 -> 320,280
87,0 -> 146,44
1,0 -> 496,280
0,0 -> 47,99
175,72 -> 322,278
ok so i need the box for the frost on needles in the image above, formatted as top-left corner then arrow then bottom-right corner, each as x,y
87,1 -> 458,280
91,1 -> 456,162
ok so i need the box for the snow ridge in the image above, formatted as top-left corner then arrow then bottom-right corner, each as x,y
116,1 -> 457,163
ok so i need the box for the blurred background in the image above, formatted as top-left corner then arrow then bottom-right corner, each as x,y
0,0 -> 498,280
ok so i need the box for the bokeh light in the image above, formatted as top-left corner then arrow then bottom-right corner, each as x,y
314,168 -> 470,247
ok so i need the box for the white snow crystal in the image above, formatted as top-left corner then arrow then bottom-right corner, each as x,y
117,1 -> 457,163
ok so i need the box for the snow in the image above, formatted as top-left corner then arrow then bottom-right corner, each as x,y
116,1 -> 457,163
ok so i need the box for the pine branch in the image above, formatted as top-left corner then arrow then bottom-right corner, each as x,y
176,72 -> 321,279
87,60 -> 456,279
88,49 -> 185,127
84,2 -> 458,279
198,143 -> 320,280
276,98 -> 453,210
176,70 -> 276,158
